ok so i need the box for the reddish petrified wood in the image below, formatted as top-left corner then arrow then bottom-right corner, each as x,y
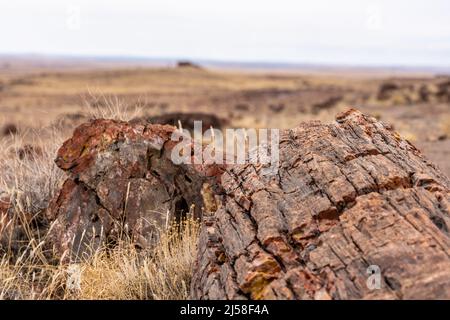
190,109 -> 450,300
47,119 -> 223,260
45,110 -> 450,299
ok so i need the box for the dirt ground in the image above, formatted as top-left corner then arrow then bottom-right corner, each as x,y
1,60 -> 449,176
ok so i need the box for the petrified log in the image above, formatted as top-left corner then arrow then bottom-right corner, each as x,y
46,119 -> 223,260
191,109 -> 450,300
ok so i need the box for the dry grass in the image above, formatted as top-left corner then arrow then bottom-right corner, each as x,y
0,244 -> 67,299
0,128 -> 200,300
0,128 -> 66,215
0,218 -> 199,300
83,91 -> 144,122
71,219 -> 199,300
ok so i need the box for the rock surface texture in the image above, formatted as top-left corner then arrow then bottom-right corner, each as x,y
47,119 -> 223,260
190,109 -> 450,300
46,109 -> 450,298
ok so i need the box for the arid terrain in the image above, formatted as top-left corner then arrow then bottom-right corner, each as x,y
1,59 -> 449,175
1,57 -> 449,299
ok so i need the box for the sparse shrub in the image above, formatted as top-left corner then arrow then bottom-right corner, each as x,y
269,103 -> 285,113
83,92 -> 143,122
0,129 -> 65,217
235,103 -> 250,111
2,123 -> 18,136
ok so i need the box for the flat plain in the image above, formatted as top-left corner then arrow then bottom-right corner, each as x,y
1,58 -> 449,176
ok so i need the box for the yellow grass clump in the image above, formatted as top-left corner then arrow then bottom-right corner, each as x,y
71,219 -> 199,300
83,91 -> 144,122
0,218 -> 200,300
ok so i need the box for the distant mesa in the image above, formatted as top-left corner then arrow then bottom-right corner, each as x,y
176,60 -> 202,69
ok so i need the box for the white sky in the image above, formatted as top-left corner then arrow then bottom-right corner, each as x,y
1,0 -> 450,66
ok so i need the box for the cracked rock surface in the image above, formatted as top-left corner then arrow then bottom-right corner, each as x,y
190,109 -> 450,300
44,109 -> 450,298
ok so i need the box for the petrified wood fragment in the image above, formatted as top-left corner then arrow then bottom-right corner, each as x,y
191,109 -> 450,300
46,119 -> 223,260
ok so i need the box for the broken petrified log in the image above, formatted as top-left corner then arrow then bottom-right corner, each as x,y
191,109 -> 450,300
46,119 -> 223,260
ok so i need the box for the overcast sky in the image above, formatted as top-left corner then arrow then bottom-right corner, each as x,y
1,0 -> 450,67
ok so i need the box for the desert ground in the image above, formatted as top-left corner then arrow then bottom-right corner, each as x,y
0,57 -> 449,299
1,59 -> 449,175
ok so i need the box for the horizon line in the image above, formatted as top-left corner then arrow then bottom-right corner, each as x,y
1,52 -> 450,74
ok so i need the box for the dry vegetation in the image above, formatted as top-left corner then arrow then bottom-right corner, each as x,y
1,62 -> 450,300
0,126 -> 200,300
0,220 -> 199,300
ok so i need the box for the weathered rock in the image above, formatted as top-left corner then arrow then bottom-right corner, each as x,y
377,82 -> 399,101
46,119 -> 223,260
312,95 -> 342,113
45,109 -> 450,297
191,109 -> 450,300
269,104 -> 285,113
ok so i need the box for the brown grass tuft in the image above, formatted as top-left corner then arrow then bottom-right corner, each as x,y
83,91 -> 143,122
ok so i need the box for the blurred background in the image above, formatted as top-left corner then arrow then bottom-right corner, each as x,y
0,0 -> 449,174
2,0 -> 450,66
